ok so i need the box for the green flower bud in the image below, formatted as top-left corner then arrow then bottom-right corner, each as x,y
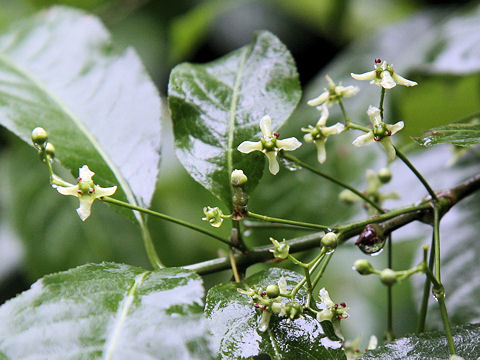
266,284 -> 280,298
31,127 -> 48,145
377,167 -> 392,183
45,143 -> 55,157
379,268 -> 397,286
321,232 -> 338,250
339,189 -> 360,204
202,206 -> 223,228
353,259 -> 374,275
231,169 -> 248,187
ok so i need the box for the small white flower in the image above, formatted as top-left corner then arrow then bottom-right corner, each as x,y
238,115 -> 301,175
352,106 -> 404,162
351,61 -> 417,89
302,104 -> 344,163
56,165 -> 117,221
307,75 -> 359,107
317,288 -> 349,339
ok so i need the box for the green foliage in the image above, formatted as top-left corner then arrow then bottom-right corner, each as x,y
168,30 -> 301,208
359,324 -> 480,360
413,115 -> 480,147
205,268 -> 346,360
0,263 -> 211,359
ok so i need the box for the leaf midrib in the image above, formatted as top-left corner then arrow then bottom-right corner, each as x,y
0,52 -> 142,219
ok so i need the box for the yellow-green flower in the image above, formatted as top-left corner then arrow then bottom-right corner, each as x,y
238,115 -> 301,175
56,165 -> 117,221
307,75 -> 359,107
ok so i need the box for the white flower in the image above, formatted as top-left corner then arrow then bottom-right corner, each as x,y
307,75 -> 359,107
352,106 -> 404,162
302,104 -> 345,163
56,165 -> 117,221
317,288 -> 349,339
351,61 -> 417,89
238,115 -> 301,175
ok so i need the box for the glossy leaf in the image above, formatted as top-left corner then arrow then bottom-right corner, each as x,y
168,30 -> 301,207
0,263 -> 212,359
0,7 -> 162,227
205,267 -> 346,360
358,323 -> 480,360
412,115 -> 480,147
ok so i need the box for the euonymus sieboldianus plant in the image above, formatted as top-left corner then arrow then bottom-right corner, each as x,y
1,7 -> 480,360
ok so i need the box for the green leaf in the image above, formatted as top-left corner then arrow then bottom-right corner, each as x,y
205,267 -> 346,360
358,323 -> 480,360
0,263 -> 212,359
168,30 -> 301,208
412,115 -> 480,147
0,7 -> 162,227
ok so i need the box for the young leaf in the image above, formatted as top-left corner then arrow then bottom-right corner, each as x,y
0,7 -> 162,227
0,263 -> 212,359
358,323 -> 480,360
205,267 -> 346,360
413,115 -> 480,147
168,31 -> 301,208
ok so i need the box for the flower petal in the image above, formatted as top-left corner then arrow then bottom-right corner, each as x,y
79,165 -> 95,182
322,123 -> 344,136
76,196 -> 94,221
238,141 -> 262,153
317,308 -> 334,322
319,288 -> 335,307
380,71 -> 396,89
314,138 -> 327,163
392,73 -> 417,87
337,85 -> 359,98
264,151 -> 279,175
380,137 -> 397,162
307,91 -> 329,107
304,133 -> 313,143
94,185 -> 117,198
276,137 -> 302,151
387,121 -> 404,135
259,115 -> 272,138
57,185 -> 80,197
316,104 -> 329,127
351,70 -> 377,81
352,132 -> 374,147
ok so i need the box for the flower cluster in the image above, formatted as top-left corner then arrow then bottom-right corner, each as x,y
237,277 -> 303,332
238,115 -> 301,175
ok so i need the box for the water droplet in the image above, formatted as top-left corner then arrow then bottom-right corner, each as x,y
280,157 -> 302,171
355,224 -> 386,255
422,137 -> 433,146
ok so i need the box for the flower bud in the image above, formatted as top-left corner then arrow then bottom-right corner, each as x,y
31,127 -> 48,145
269,237 -> 290,259
377,167 -> 392,183
202,206 -> 223,228
266,284 -> 280,298
339,189 -> 359,204
45,143 -> 55,157
379,268 -> 397,286
321,232 -> 338,250
231,169 -> 248,187
353,259 -> 374,275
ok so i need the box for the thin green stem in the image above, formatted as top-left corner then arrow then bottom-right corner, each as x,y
247,211 -> 333,231
311,252 -> 333,289
290,249 -> 326,298
100,197 -> 233,248
338,99 -> 351,125
346,122 -> 370,132
281,152 -> 384,213
433,206 -> 441,281
394,147 -> 439,202
288,254 -> 308,268
386,234 -> 393,341
379,87 -> 386,120
418,236 -> 435,333
437,296 -> 456,355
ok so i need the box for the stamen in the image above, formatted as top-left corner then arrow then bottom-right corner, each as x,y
375,58 -> 381,64
77,189 -> 83,194
374,136 -> 381,141
77,177 -> 82,182
273,132 -> 279,138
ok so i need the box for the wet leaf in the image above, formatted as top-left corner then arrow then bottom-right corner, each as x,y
412,115 -> 480,147
205,267 -> 346,360
168,30 -> 301,208
358,323 -> 480,360
0,263 -> 212,359
0,7 -> 162,228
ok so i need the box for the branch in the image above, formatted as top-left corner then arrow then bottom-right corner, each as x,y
184,174 -> 480,275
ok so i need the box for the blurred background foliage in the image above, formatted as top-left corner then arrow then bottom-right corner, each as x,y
0,0 -> 479,348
